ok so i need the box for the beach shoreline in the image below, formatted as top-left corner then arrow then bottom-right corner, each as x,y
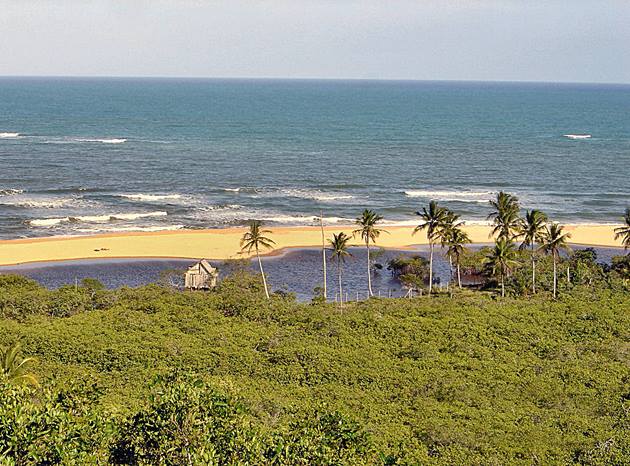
0,224 -> 624,267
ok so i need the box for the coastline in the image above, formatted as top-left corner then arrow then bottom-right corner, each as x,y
0,224 -> 624,267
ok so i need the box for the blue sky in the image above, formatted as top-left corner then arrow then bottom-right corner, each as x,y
1,0 -> 629,83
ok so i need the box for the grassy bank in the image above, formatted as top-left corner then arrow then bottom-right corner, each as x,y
1,272 -> 629,464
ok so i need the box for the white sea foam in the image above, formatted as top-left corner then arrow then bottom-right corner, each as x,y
563,134 -> 591,140
74,138 -> 127,144
0,132 -> 20,139
254,213 -> 355,225
120,193 -> 184,202
282,189 -> 356,202
109,211 -> 168,221
194,204 -> 354,226
404,190 -> 493,203
0,194 -> 80,209
29,218 -> 68,227
28,211 -> 168,227
237,187 -> 357,203
0,189 -> 24,196
204,204 -> 243,211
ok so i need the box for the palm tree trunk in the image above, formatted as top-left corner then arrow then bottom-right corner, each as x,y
448,255 -> 453,287
457,262 -> 462,288
366,240 -> 373,297
552,254 -> 557,299
428,242 -> 434,295
320,212 -> 327,299
256,248 -> 270,299
531,244 -> 536,294
501,273 -> 505,297
338,257 -> 343,309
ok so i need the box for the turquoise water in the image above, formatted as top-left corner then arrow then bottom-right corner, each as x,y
1,78 -> 629,239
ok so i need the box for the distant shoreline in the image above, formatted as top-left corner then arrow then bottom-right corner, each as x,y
0,224 -> 624,267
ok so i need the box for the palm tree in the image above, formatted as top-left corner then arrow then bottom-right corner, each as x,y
319,211 -> 327,299
539,223 -> 571,299
436,210 -> 462,284
413,201 -> 448,295
240,220 -> 275,299
329,232 -> 352,307
353,209 -> 388,297
1,342 -> 38,386
614,208 -> 630,251
444,225 -> 471,288
518,209 -> 548,293
487,191 -> 521,241
485,238 -> 519,297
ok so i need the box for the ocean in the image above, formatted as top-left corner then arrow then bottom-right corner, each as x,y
1,78 -> 629,239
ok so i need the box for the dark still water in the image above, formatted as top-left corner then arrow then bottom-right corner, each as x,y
1,78 -> 629,239
0,245 -> 622,302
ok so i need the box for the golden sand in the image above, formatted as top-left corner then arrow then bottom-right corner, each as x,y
0,224 -> 624,267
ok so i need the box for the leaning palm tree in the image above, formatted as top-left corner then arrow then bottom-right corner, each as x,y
1,341 -> 38,386
240,220 -> 276,299
329,232 -> 352,307
539,222 -> 572,299
353,209 -> 388,297
518,209 -> 548,293
484,238 -> 519,297
444,225 -> 471,288
487,191 -> 521,241
614,208 -> 630,252
413,201 -> 449,295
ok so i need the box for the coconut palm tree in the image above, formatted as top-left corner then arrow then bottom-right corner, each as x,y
444,225 -> 471,288
413,201 -> 449,295
240,220 -> 275,299
484,238 -> 519,297
353,209 -> 388,297
319,211 -> 327,299
518,209 -> 548,293
487,191 -> 521,241
329,232 -> 352,307
1,342 -> 38,386
436,209 -> 462,283
539,223 -> 571,299
614,208 -> 630,251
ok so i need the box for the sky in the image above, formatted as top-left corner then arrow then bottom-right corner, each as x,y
1,0 -> 629,83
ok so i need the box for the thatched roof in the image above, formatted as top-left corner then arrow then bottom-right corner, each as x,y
186,260 -> 217,275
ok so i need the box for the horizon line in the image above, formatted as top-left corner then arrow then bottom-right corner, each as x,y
0,75 -> 629,86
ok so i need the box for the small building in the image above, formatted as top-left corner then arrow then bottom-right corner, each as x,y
184,260 -> 219,290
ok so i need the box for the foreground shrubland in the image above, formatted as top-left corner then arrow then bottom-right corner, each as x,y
0,272 -> 629,464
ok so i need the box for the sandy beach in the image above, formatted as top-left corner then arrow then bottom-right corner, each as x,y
0,224 -> 623,267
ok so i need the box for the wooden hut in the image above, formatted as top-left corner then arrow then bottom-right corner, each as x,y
184,260 -> 218,290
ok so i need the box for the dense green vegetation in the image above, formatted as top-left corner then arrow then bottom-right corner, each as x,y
1,270 -> 629,464
1,199 -> 628,464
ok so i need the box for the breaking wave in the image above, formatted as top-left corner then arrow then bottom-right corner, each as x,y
404,190 -> 493,203
120,193 -> 184,202
0,132 -> 20,139
564,134 -> 591,140
193,204 -> 353,226
74,138 -> 127,144
2,198 -> 75,209
227,187 -> 357,203
281,189 -> 356,202
28,211 -> 168,227
0,189 -> 24,196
